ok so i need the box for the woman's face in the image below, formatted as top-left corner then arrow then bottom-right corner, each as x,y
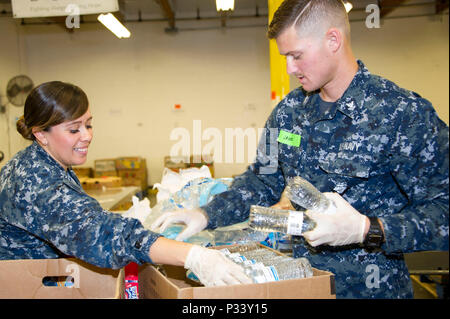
37,109 -> 93,170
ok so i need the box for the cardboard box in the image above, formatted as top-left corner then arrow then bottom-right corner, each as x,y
94,159 -> 117,177
117,169 -> 148,190
116,157 -> 146,170
80,176 -> 122,190
72,167 -> 93,178
164,155 -> 215,177
0,258 -> 124,299
138,244 -> 336,299
164,155 -> 189,171
115,157 -> 148,191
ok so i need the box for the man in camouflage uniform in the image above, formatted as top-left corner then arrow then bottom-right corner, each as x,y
152,0 -> 449,298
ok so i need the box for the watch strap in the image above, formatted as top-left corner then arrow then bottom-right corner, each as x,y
363,217 -> 384,248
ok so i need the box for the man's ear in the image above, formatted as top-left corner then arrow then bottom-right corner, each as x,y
32,128 -> 48,146
326,28 -> 342,53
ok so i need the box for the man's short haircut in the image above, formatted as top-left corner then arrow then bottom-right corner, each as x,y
267,0 -> 350,40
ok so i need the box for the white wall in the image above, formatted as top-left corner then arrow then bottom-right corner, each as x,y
0,17 -> 31,170
0,13 -> 448,183
351,15 -> 449,124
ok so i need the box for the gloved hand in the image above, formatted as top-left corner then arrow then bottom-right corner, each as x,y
150,208 -> 208,241
302,192 -> 369,247
184,245 -> 253,286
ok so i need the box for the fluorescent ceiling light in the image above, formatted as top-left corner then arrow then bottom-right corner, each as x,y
97,13 -> 130,39
216,0 -> 235,11
343,1 -> 353,13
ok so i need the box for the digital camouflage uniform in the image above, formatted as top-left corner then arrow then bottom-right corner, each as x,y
0,141 -> 161,269
202,60 -> 449,298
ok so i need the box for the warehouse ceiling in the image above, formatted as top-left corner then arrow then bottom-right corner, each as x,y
0,0 -> 448,32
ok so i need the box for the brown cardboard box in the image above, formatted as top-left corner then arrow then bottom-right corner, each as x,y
164,155 -> 215,177
164,155 -> 189,172
115,157 -> 148,190
116,157 -> 146,170
72,167 -> 93,178
117,169 -> 148,190
0,258 -> 124,299
138,244 -> 336,299
79,176 -> 122,190
94,159 -> 118,177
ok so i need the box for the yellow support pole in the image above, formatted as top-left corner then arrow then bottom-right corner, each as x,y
268,0 -> 290,108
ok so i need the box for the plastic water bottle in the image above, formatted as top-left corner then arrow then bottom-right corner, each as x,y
248,205 -> 316,236
220,246 -> 313,283
285,176 -> 336,214
242,256 -> 312,283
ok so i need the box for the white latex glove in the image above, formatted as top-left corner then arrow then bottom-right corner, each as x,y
150,208 -> 208,241
184,246 -> 252,286
302,192 -> 369,247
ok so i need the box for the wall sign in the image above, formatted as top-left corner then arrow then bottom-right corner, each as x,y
11,0 -> 119,18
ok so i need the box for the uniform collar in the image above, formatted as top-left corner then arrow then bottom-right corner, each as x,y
334,60 -> 371,121
31,141 -> 83,190
31,141 -> 67,177
302,60 -> 370,123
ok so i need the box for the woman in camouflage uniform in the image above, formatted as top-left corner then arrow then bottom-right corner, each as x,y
0,81 -> 251,287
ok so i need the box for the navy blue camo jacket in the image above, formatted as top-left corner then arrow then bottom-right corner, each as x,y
0,141 -> 161,269
202,60 -> 449,298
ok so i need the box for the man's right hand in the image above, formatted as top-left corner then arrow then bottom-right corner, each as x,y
150,208 -> 209,241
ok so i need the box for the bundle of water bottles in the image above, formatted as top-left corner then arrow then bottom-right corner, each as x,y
187,242 -> 313,285
248,176 -> 337,236
221,243 -> 313,283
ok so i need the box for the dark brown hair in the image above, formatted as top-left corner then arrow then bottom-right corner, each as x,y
267,0 -> 349,39
16,81 -> 89,140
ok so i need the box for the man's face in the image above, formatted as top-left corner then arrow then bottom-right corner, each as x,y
40,109 -> 93,170
276,26 -> 333,92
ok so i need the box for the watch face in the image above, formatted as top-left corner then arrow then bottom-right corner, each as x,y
366,234 -> 383,247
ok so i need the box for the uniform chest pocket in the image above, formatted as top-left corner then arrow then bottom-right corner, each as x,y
319,157 -> 371,179
318,153 -> 372,193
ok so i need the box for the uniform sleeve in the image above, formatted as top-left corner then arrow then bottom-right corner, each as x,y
379,97 -> 449,254
202,108 -> 286,229
22,183 -> 161,269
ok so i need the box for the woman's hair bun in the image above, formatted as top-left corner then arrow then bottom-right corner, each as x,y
16,116 -> 34,141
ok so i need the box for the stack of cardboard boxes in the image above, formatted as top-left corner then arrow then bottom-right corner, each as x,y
115,157 -> 148,191
73,157 -> 148,192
